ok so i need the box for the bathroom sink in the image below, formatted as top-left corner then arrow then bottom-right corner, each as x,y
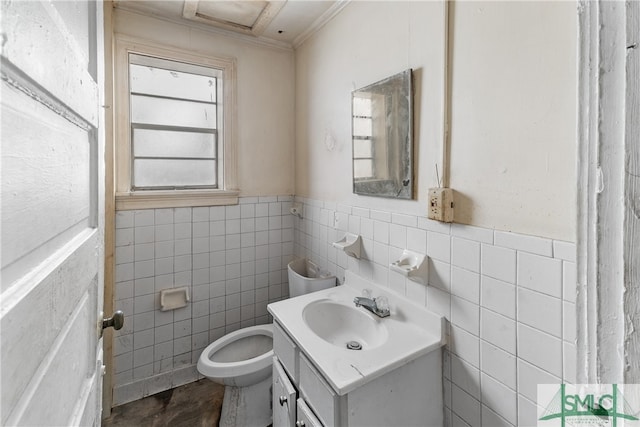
268,271 -> 445,395
302,300 -> 388,349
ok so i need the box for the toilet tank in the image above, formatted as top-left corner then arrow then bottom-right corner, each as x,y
287,258 -> 336,298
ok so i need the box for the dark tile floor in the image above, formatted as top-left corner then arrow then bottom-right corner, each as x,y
102,380 -> 225,427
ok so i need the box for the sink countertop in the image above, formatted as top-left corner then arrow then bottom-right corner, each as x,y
267,270 -> 445,395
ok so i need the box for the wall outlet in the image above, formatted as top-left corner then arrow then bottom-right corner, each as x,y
428,188 -> 454,222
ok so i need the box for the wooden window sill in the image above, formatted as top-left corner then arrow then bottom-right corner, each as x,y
115,190 -> 239,210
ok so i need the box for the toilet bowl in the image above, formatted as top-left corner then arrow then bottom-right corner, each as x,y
197,258 -> 335,427
197,324 -> 273,427
198,324 -> 273,387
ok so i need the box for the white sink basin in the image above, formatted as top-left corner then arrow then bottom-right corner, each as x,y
302,300 -> 389,349
268,271 -> 445,395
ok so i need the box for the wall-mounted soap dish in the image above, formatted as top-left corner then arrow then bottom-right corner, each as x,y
160,286 -> 190,311
332,233 -> 362,259
390,249 -> 428,284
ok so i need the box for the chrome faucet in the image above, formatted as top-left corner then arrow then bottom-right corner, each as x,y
353,294 -> 390,318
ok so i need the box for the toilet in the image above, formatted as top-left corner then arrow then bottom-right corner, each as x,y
197,257 -> 336,427
197,325 -> 273,427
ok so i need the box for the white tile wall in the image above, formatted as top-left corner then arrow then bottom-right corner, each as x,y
114,195 -> 576,420
481,308 -> 516,355
517,359 -> 560,403
450,326 -> 480,367
480,341 -> 516,390
517,287 -> 562,337
481,373 -> 517,425
451,354 -> 481,399
113,196 -> 294,405
293,197 -> 576,427
517,252 -> 562,298
482,244 -> 517,284
451,267 -> 480,304
453,383 -> 482,426
517,394 -> 541,427
517,323 -> 562,378
452,237 -> 481,273
452,296 -> 480,335
481,276 -> 516,319
482,405 -> 512,427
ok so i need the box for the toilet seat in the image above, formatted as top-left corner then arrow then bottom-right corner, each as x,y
197,324 -> 273,387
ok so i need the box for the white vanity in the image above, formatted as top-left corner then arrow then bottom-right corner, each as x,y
268,271 -> 445,427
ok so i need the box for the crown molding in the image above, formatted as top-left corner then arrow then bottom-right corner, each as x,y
293,0 -> 350,49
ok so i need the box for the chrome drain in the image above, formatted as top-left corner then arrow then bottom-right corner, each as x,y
346,341 -> 362,350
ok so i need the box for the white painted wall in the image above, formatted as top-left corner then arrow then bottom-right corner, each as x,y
295,1 -> 577,242
113,9 -> 295,197
295,1 -> 445,218
448,1 -> 577,241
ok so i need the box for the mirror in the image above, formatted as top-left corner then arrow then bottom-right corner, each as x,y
352,69 -> 413,199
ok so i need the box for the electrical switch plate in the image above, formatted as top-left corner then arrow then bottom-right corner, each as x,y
428,188 -> 454,222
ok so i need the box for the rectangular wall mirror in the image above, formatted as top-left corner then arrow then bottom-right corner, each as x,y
352,69 -> 413,199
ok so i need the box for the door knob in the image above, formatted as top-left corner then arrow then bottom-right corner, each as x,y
296,421 -> 306,427
279,396 -> 287,406
102,310 -> 125,331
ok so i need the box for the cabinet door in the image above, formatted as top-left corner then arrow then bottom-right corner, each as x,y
296,398 -> 324,427
273,357 -> 297,427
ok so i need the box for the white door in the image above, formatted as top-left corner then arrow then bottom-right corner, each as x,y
1,1 -> 106,425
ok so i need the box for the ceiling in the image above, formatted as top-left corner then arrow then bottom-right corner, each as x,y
113,0 -> 344,48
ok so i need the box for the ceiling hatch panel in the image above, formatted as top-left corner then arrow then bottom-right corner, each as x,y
182,0 -> 286,36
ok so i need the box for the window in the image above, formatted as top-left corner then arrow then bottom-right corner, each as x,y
114,36 -> 237,209
129,54 -> 220,190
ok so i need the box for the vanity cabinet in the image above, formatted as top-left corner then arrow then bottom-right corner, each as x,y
272,320 -> 443,427
272,321 -> 338,427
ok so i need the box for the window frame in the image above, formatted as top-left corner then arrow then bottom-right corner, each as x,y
114,34 -> 238,210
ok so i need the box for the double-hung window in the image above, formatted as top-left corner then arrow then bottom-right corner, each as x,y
129,54 -> 220,190
114,36 -> 237,209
